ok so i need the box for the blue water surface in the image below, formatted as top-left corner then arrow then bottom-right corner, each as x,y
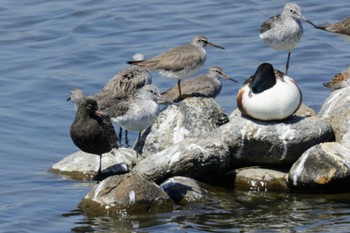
1,0 -> 350,232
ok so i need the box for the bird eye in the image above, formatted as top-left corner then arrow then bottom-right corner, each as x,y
87,104 -> 92,109
149,90 -> 154,93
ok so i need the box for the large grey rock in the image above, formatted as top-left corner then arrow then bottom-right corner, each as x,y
79,172 -> 173,216
137,97 -> 228,156
49,148 -> 138,180
212,109 -> 334,166
288,142 -> 350,193
134,138 -> 232,184
319,87 -> 350,149
234,167 -> 289,193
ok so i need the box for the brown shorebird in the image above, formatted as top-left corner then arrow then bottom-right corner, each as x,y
323,66 -> 350,91
160,66 -> 237,103
127,35 -> 224,98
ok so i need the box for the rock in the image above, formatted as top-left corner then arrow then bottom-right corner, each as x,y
212,109 -> 334,166
234,167 -> 289,193
319,87 -> 350,148
160,176 -> 214,204
294,103 -> 316,117
79,172 -> 173,216
134,138 -> 232,184
288,142 -> 350,193
49,148 -> 138,180
136,97 -> 227,156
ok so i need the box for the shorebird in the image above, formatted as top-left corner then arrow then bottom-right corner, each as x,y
160,66 -> 238,103
94,53 -> 152,145
70,97 -> 118,181
237,63 -> 302,121
102,84 -> 170,151
315,16 -> 350,41
127,35 -> 224,98
67,88 -> 85,110
260,2 -> 316,75
323,66 -> 350,91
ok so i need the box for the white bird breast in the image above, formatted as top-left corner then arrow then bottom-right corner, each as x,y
240,76 -> 301,121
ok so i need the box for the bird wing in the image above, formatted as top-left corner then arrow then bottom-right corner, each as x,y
260,15 -> 280,34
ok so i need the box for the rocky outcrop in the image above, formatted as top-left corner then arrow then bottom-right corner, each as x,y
79,172 -> 173,216
50,148 -> 138,180
136,97 -> 228,156
288,142 -> 350,193
319,87 -> 350,149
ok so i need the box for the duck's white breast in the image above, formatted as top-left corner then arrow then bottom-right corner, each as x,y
238,76 -> 302,121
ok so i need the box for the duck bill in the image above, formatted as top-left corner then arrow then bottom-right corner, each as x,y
207,41 -> 225,49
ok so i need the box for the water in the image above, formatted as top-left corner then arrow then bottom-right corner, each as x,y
1,0 -> 349,232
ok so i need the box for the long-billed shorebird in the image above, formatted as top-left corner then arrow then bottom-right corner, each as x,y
237,63 -> 302,121
323,66 -> 350,91
260,2 -> 316,75
160,66 -> 238,103
315,17 -> 350,41
127,35 -> 224,98
70,97 -> 117,181
102,84 -> 170,151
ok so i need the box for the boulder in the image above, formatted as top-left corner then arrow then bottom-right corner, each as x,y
212,109 -> 334,166
136,97 -> 228,156
288,142 -> 350,193
134,138 -> 232,184
79,172 -> 173,216
160,176 -> 214,204
319,87 -> 350,149
234,167 -> 289,193
49,148 -> 138,180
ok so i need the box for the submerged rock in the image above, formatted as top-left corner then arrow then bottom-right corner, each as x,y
50,148 -> 138,180
79,172 -> 173,216
319,87 -> 350,149
234,167 -> 289,193
212,109 -> 334,166
288,142 -> 350,193
137,97 -> 228,156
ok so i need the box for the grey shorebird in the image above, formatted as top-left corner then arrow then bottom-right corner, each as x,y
102,84 -> 171,152
160,66 -> 238,103
94,53 -> 152,145
127,35 -> 224,98
70,97 -> 118,181
260,2 -> 316,75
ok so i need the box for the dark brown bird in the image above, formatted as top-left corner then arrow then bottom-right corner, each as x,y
70,97 -> 117,180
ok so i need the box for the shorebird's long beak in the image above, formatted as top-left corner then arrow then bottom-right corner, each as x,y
207,41 -> 225,49
221,72 -> 238,83
157,95 -> 179,105
300,16 -> 317,27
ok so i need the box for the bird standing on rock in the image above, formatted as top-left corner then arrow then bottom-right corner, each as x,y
260,2 -> 316,74
70,97 -> 117,181
160,66 -> 238,103
237,63 -> 302,121
127,35 -> 225,99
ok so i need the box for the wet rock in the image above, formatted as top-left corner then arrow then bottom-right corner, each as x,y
212,108 -> 334,166
319,87 -> 350,148
137,97 -> 227,156
79,172 -> 173,216
288,142 -> 350,193
160,176 -> 213,204
234,167 -> 289,193
49,148 -> 138,180
134,138 -> 232,184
